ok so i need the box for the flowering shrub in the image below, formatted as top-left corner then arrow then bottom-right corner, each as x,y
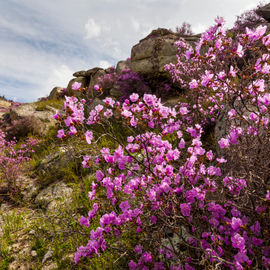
55,18 -> 270,269
176,22 -> 194,36
233,4 -> 266,32
0,129 -> 39,193
98,63 -> 174,101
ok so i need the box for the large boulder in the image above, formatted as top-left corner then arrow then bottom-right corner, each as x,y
116,60 -> 130,74
130,28 -> 200,75
48,86 -> 64,100
66,76 -> 87,96
4,103 -> 57,138
34,181 -> 73,211
65,67 -> 106,97
256,3 -> 270,22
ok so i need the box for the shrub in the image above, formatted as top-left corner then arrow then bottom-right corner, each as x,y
0,129 -> 39,194
55,18 -> 270,269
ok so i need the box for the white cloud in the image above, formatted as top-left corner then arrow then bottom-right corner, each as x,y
192,23 -> 208,34
84,18 -> 101,39
99,60 -> 113,69
45,64 -> 73,93
131,19 -> 140,32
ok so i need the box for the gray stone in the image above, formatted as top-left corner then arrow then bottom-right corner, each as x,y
31,250 -> 37,257
6,103 -> 57,137
116,60 -> 130,74
66,76 -> 86,96
35,181 -> 73,209
110,86 -> 122,98
48,87 -> 64,100
256,3 -> 270,22
42,248 -> 53,264
130,28 -> 200,75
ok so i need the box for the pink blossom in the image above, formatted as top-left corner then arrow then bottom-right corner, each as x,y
218,138 -> 230,148
72,82 -> 82,90
85,130 -> 93,144
69,126 -> 77,135
189,79 -> 198,89
93,84 -> 99,91
236,43 -> 244,57
57,129 -> 65,139
266,190 -> 270,201
246,25 -> 267,41
231,233 -> 245,250
130,93 -> 139,102
180,203 -> 191,216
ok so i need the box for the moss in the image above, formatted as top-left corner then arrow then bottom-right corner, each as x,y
35,98 -> 64,111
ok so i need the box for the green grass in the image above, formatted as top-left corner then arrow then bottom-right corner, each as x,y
35,98 -> 64,111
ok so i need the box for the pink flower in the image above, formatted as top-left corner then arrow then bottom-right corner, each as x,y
246,25 -> 267,41
57,129 -> 65,139
82,155 -> 90,168
266,190 -> 270,201
93,84 -> 99,91
218,71 -> 226,80
201,70 -> 214,87
79,216 -> 89,227
263,34 -> 270,46
85,130 -> 93,144
130,93 -> 139,102
52,111 -> 61,120
236,43 -> 244,57
231,233 -> 245,250
134,245 -> 143,254
69,126 -> 77,136
206,150 -> 214,161
218,138 -> 230,148
180,203 -> 191,216
122,110 -> 132,118
72,82 -> 82,90
151,215 -> 157,224
189,79 -> 198,89
231,217 -> 243,231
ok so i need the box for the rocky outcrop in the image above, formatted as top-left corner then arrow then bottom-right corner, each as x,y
48,86 -> 64,100
256,3 -> 270,22
35,181 -> 73,211
66,67 -> 106,96
130,28 -> 200,75
3,103 -> 57,138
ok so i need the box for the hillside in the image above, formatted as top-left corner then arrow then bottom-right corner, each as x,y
0,4 -> 270,270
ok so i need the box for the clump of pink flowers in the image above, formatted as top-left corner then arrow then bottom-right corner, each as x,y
55,17 -> 270,270
0,129 -> 39,193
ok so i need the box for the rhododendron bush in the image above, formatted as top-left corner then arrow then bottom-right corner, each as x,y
0,129 -> 39,193
55,18 -> 270,269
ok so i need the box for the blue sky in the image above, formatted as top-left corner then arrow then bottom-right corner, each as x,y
0,0 -> 265,102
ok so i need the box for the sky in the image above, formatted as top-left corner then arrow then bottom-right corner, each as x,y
0,0 -> 265,102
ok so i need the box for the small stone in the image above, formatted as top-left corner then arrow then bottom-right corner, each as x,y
31,250 -> 37,257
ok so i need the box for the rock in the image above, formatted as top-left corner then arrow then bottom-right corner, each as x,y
110,86 -> 123,98
35,181 -> 73,210
130,28 -> 200,75
73,70 -> 87,77
31,250 -> 37,257
85,67 -> 104,77
88,69 -> 106,90
42,248 -> 53,264
66,76 -> 86,96
256,3 -> 270,22
9,262 -> 30,270
48,87 -> 64,100
41,262 -> 58,270
19,175 -> 38,202
5,103 -> 57,138
116,60 -> 130,74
